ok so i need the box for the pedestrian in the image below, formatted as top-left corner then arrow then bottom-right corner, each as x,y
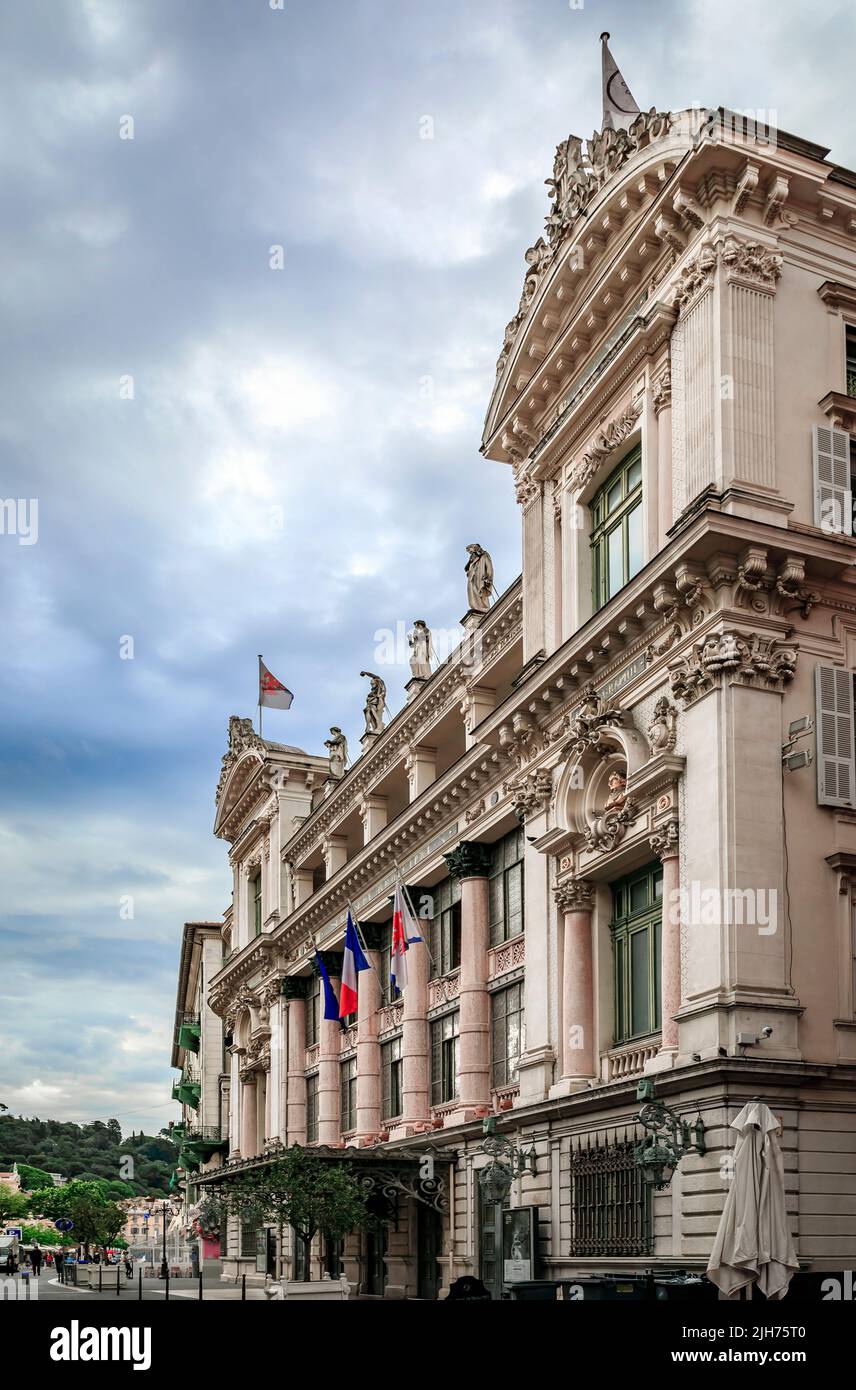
4,1250 -> 15,1277
124,1254 -> 133,1281
30,1242 -> 42,1277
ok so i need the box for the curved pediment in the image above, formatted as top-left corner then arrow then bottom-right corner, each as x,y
214,747 -> 266,839
482,108 -> 701,459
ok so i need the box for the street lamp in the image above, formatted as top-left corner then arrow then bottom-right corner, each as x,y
478,1117 -> 537,1201
159,1201 -> 169,1280
633,1079 -> 706,1190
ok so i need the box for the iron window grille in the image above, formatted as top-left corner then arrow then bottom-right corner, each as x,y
568,1134 -> 652,1257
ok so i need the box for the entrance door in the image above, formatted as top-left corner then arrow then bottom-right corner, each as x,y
416,1203 -> 442,1300
364,1224 -> 387,1295
478,1187 -> 508,1300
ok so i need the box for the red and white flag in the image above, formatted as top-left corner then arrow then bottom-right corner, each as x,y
258,656 -> 293,710
390,882 -> 421,995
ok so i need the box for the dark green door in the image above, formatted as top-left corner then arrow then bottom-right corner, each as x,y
364,1224 -> 387,1295
416,1203 -> 442,1300
478,1186 -> 508,1299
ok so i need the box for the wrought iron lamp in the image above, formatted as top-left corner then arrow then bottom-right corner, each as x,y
478,1117 -> 537,1201
633,1079 -> 706,1190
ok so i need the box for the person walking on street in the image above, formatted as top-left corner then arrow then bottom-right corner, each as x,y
30,1242 -> 43,1277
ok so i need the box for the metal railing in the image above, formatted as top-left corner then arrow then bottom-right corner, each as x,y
568,1135 -> 652,1257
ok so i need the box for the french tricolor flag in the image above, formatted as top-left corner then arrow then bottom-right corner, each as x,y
390,882 -> 421,995
338,910 -> 370,1018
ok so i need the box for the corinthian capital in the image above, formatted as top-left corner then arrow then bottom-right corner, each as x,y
649,819 -> 679,859
554,878 -> 594,913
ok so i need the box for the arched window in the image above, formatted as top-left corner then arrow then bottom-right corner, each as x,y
590,444 -> 643,612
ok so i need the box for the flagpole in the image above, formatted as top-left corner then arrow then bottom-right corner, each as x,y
257,654 -> 263,739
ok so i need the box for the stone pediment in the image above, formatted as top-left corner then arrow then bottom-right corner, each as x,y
214,716 -> 267,839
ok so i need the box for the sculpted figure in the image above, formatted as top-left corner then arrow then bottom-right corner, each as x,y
408,620 -> 433,680
360,671 -> 387,736
604,769 -> 627,813
647,697 -> 677,755
324,727 -> 348,779
465,543 -> 494,612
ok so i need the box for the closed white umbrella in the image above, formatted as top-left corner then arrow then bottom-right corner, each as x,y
707,1100 -> 798,1300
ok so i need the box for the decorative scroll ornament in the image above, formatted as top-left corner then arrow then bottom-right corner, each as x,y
495,110 -> 672,378
504,766 -> 553,822
216,715 -> 264,804
668,630 -> 797,707
646,697 -> 678,755
583,797 -> 639,854
567,682 -> 624,757
568,400 -> 641,493
649,819 -> 679,859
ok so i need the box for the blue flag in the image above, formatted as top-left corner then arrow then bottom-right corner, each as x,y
314,948 -> 341,1021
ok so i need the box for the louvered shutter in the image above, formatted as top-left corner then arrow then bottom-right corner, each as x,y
815,664 -> 856,807
813,424 -> 852,535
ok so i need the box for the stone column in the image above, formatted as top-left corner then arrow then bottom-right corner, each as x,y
401,896 -> 430,1129
445,841 -> 493,1117
356,926 -> 383,1141
283,979 -> 308,1144
239,1069 -> 257,1158
554,878 -> 596,1084
316,952 -> 343,1144
651,821 -> 681,1056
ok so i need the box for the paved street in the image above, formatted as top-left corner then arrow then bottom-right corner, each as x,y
7,1274 -> 268,1302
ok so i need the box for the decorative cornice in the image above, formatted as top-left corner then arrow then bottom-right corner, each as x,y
444,840 -> 494,882
671,235 -> 782,316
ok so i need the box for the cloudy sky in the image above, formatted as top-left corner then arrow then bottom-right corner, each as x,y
1,0 -> 853,1138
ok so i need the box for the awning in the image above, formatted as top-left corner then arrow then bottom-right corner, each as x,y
195,1142 -> 456,1214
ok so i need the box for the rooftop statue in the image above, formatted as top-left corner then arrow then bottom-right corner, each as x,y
465,543 -> 494,613
324,727 -> 348,779
359,671 -> 387,736
408,620 -> 433,680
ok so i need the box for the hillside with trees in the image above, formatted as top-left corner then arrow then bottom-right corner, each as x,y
0,1111 -> 177,1195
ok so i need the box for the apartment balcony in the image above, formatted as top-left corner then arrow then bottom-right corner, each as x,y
181,1126 -> 227,1162
177,1012 -> 201,1053
172,1078 -> 201,1110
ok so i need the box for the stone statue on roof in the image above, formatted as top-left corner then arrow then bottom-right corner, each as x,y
465,543 -> 494,613
360,672 -> 387,736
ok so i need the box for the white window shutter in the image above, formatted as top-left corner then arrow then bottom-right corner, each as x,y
815,664 -> 856,808
812,424 -> 852,535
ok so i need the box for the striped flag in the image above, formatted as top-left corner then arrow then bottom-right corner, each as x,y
339,910 -> 370,1018
390,882 -> 421,994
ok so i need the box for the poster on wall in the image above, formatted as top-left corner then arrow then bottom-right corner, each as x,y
502,1207 -> 536,1283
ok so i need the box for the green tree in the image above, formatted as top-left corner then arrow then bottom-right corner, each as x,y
27,1180 -> 125,1257
217,1147 -> 368,1281
16,1163 -> 54,1190
0,1181 -> 29,1227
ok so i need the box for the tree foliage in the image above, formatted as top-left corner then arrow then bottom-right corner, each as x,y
0,1113 -> 177,1194
27,1179 -> 126,1254
0,1181 -> 29,1226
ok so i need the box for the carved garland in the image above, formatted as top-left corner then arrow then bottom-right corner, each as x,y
568,399 -> 642,494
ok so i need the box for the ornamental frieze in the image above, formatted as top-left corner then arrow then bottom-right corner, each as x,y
668,630 -> 797,706
671,235 -> 782,315
568,399 -> 641,494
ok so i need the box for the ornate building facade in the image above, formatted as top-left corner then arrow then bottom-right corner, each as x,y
176,104 -> 856,1297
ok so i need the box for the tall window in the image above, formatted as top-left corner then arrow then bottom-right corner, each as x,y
489,828 -> 525,947
381,1036 -> 403,1121
491,982 -> 525,1087
305,973 -> 320,1048
252,871 -> 262,936
305,1072 -> 319,1143
591,444 -> 643,612
378,922 -> 399,1006
340,1057 -> 357,1133
428,877 -> 462,979
610,862 -> 663,1044
240,1216 -> 258,1258
430,1011 -> 460,1106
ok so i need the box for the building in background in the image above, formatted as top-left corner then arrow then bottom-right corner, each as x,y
175,96 -> 856,1297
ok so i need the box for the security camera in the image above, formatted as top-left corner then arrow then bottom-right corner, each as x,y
761,1026 -> 773,1039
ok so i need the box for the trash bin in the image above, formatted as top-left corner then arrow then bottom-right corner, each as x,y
506,1280 -> 561,1301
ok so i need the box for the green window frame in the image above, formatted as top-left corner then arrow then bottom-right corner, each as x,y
381,1035 -> 403,1121
609,861 -> 663,1044
305,1072 -> 319,1142
846,324 -> 856,399
428,877 -> 462,979
252,871 -> 262,936
340,1057 -> 357,1133
488,828 -> 525,947
430,1011 -> 460,1106
590,444 -> 643,613
490,981 -> 525,1087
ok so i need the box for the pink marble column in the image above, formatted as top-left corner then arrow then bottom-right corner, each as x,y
446,842 -> 493,1115
283,981 -> 307,1144
239,1071 -> 257,1157
653,822 -> 681,1054
355,935 -> 382,1141
401,918 -> 429,1127
554,878 -> 596,1080
317,954 -> 342,1144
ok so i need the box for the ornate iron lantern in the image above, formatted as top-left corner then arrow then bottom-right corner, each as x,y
478,1117 -> 537,1201
633,1079 -> 706,1190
